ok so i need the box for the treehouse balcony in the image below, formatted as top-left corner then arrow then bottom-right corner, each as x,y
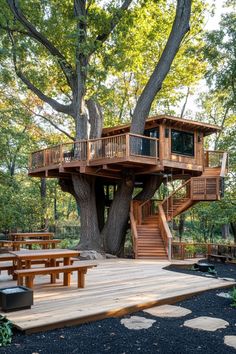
28,133 -> 228,181
29,133 -> 161,179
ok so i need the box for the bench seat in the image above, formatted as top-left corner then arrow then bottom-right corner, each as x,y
14,262 -> 97,288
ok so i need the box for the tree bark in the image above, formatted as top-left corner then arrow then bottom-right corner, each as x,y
72,174 -> 102,250
101,171 -> 134,254
95,180 -> 106,231
131,0 -> 191,135
134,175 -> 163,201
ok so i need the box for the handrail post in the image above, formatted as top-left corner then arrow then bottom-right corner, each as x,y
168,238 -> 172,261
87,141 -> 91,164
126,134 -> 130,158
59,144 -> 63,165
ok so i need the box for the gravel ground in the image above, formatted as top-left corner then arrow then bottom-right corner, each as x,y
2,261 -> 236,354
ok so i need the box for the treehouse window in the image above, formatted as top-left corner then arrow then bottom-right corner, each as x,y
171,129 -> 194,156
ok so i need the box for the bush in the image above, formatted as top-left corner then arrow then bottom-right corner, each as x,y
0,315 -> 13,347
230,287 -> 236,308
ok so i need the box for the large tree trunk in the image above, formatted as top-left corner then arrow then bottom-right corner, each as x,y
134,175 -> 163,201
72,174 -> 102,250
101,171 -> 134,254
95,180 -> 106,231
59,176 -> 102,251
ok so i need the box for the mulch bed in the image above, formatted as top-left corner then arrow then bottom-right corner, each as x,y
2,261 -> 236,354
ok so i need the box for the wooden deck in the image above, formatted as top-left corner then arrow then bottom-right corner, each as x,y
0,259 -> 234,334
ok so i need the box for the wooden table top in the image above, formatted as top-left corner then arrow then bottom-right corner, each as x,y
11,239 -> 61,245
10,233 -> 54,240
9,249 -> 80,260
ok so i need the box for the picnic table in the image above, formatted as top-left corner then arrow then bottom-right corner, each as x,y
0,239 -> 61,251
10,249 -> 81,287
9,232 -> 54,241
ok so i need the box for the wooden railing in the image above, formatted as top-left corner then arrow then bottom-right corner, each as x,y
161,179 -> 191,220
29,133 -> 159,170
158,205 -> 172,260
136,199 -> 160,225
204,150 -> 228,169
172,242 -> 236,260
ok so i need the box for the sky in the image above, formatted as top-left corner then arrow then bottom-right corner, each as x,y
206,0 -> 226,31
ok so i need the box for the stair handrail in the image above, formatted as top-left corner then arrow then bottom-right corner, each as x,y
160,179 -> 191,221
161,179 -> 191,206
158,204 -> 172,260
220,152 -> 228,177
136,199 -> 160,224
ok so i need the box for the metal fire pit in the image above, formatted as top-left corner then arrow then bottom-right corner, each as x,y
194,263 -> 215,273
0,286 -> 33,312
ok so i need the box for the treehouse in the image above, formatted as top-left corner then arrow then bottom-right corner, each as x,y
29,115 -> 228,260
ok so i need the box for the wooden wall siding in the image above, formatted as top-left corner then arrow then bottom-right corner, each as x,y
159,124 -> 204,168
191,177 -> 220,200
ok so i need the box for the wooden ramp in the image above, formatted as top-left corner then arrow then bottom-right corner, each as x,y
0,259 -> 234,334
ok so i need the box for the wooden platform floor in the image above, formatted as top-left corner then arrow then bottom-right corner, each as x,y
0,259 -> 234,334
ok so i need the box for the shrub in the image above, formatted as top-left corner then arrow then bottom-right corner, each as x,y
230,287 -> 236,308
0,315 -> 13,347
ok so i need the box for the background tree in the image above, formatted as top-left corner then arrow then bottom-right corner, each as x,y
0,0 -> 211,254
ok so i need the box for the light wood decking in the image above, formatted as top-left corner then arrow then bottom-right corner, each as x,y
0,259 -> 234,333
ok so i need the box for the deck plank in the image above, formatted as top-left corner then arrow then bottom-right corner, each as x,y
0,259 -> 234,333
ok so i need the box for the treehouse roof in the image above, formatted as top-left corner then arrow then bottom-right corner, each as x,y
102,114 -> 221,137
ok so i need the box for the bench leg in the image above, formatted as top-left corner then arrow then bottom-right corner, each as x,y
17,276 -> 24,286
50,259 -> 57,283
63,258 -> 70,286
77,270 -> 86,288
26,276 -> 34,288
63,271 -> 71,286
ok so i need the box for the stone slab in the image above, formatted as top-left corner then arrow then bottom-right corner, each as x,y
224,335 -> 236,349
184,316 -> 229,332
144,305 -> 191,318
121,316 -> 156,330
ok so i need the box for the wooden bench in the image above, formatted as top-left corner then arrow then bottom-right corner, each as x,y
207,254 -> 232,263
14,263 -> 97,288
0,254 -> 16,275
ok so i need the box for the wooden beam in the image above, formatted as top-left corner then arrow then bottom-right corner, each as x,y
135,165 -> 164,175
80,166 -> 121,180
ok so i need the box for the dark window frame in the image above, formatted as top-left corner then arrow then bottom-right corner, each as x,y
171,129 -> 195,157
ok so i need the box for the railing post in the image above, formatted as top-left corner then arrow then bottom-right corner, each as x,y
205,151 -> 209,167
126,134 -> 130,158
43,149 -> 46,167
87,141 -> 90,164
155,139 -> 158,162
168,238 -> 172,261
181,243 -> 185,260
59,144 -> 63,165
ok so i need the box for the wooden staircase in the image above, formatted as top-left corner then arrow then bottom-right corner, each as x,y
130,151 -> 228,260
136,217 -> 167,259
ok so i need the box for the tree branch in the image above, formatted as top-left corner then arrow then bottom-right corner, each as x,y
7,0 -> 75,89
131,0 -> 192,134
7,28 -> 74,115
20,101 -> 75,141
90,0 -> 133,55
18,70 -> 73,115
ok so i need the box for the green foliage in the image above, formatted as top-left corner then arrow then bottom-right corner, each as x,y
230,287 -> 236,308
59,238 -> 78,249
208,267 -> 217,276
0,315 -> 13,347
